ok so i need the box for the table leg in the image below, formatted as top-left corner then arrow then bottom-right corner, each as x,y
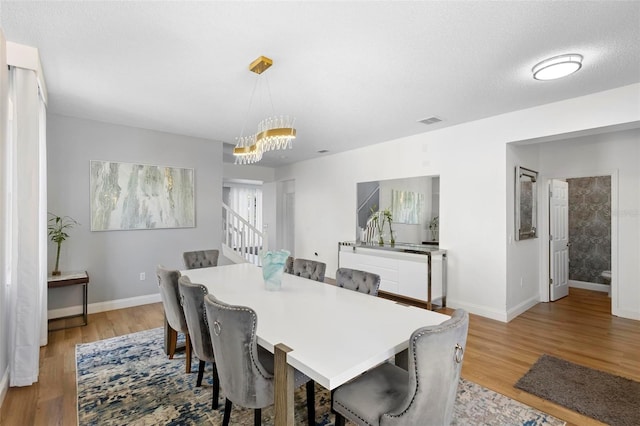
442,253 -> 447,308
427,254 -> 432,310
82,282 -> 88,325
274,343 -> 295,426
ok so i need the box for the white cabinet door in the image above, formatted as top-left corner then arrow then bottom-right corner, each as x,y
339,245 -> 445,306
398,259 -> 429,300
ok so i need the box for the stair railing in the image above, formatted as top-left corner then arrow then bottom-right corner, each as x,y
222,203 -> 265,266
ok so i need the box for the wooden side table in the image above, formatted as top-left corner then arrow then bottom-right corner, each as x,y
47,271 -> 89,331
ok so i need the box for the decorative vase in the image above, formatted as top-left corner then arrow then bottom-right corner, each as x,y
387,221 -> 395,246
261,249 -> 290,291
52,241 -> 62,275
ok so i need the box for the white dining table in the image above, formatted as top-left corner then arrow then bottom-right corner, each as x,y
181,263 -> 450,425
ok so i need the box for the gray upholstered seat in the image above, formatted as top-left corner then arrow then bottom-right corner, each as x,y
178,275 -> 220,409
183,249 -> 219,269
332,309 -> 469,426
336,267 -> 381,296
292,258 -> 326,282
203,293 -> 316,426
156,265 -> 192,373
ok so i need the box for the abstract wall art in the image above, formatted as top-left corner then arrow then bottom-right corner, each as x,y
391,189 -> 423,224
90,160 -> 195,231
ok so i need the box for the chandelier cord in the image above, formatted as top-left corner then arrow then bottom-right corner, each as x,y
264,74 -> 276,117
239,75 -> 260,139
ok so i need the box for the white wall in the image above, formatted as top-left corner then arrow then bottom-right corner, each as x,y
506,143 -> 542,320
537,128 -> 640,319
223,162 -> 275,183
274,84 -> 640,321
47,114 -> 223,312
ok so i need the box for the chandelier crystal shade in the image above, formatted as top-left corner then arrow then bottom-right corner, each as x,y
233,56 -> 297,165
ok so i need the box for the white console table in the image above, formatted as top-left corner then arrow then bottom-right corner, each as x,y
338,242 -> 446,310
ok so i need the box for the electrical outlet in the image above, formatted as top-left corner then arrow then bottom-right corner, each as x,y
140,272 -> 146,281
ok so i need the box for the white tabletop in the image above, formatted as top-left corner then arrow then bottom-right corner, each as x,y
181,263 -> 449,390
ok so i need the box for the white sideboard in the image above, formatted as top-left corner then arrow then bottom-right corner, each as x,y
338,243 -> 446,309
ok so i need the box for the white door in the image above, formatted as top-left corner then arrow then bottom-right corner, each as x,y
549,179 -> 569,301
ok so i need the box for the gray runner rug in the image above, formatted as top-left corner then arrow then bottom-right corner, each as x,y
515,354 -> 640,426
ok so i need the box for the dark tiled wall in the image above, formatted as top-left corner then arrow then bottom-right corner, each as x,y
568,176 -> 611,284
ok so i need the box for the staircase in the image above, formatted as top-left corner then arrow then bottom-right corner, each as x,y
222,203 -> 266,266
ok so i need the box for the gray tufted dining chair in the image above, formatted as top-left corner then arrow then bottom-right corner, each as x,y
183,249 -> 219,269
156,265 -> 192,373
178,275 -> 220,409
332,309 -> 469,426
292,258 -> 326,282
203,293 -> 316,426
336,267 -> 381,296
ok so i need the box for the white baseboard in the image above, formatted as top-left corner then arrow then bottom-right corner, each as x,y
446,298 -> 508,323
448,295 -> 540,323
569,280 -> 610,293
506,296 -> 540,322
47,293 -> 161,319
0,366 -> 8,409
613,308 -> 640,321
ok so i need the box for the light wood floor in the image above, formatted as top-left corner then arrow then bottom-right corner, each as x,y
1,288 -> 638,426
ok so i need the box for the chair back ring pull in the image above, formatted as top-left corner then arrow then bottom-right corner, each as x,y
213,320 -> 222,336
454,343 -> 464,363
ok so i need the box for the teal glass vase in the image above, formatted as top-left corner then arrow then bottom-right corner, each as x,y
261,249 -> 290,291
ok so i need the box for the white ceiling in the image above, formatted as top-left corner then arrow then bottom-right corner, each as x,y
2,1 -> 639,167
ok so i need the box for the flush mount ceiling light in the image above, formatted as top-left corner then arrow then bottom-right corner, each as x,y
532,53 -> 583,81
233,56 -> 297,165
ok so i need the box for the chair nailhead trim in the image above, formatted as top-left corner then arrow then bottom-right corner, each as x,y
213,302 -> 272,381
334,401 -> 374,426
383,314 -> 465,420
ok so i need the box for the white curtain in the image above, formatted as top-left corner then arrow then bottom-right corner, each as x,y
6,66 -> 47,386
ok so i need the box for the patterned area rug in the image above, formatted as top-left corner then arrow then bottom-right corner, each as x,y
77,328 -> 564,425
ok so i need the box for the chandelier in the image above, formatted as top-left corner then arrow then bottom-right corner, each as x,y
233,56 -> 297,165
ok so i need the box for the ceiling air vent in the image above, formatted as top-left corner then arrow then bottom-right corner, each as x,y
418,116 -> 443,125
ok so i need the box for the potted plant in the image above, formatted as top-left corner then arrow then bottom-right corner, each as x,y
48,213 -> 79,276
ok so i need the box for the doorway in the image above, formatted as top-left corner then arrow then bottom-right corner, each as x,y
548,174 -> 613,303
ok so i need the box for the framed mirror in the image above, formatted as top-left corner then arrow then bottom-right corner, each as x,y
515,166 -> 538,240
